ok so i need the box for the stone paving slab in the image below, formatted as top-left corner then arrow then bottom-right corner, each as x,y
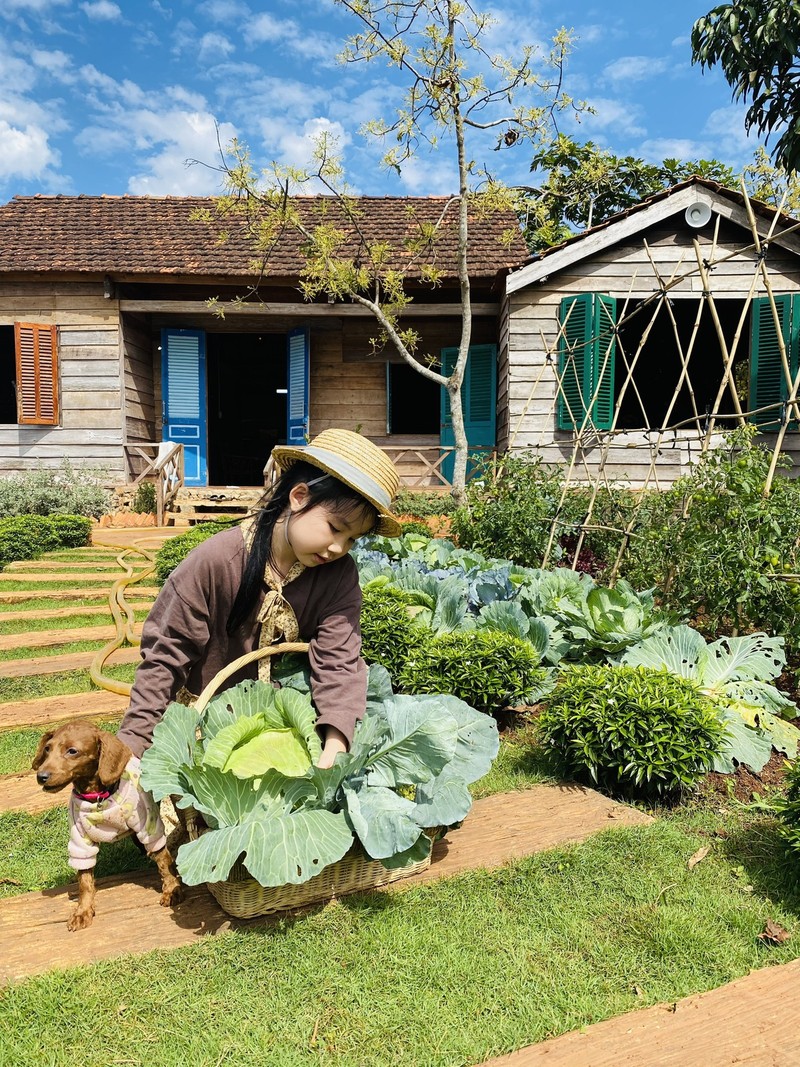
0,784 -> 652,982
480,959 -> 800,1067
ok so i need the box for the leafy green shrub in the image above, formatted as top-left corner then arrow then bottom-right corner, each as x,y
394,490 -> 456,517
396,630 -> 549,714
360,585 -> 424,682
538,664 -> 726,797
0,461 -> 111,518
132,480 -> 157,514
0,513 -> 90,568
154,522 -> 234,584
774,758 -> 800,867
46,514 -> 92,548
451,453 -> 570,567
399,519 -> 433,537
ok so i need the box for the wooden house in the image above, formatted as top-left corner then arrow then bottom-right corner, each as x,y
0,194 -> 527,497
502,178 -> 800,486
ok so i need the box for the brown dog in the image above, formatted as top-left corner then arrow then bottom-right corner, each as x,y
32,720 -> 183,931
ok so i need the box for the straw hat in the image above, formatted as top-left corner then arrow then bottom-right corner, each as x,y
272,428 -> 401,537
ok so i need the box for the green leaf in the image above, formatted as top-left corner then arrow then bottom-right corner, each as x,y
342,782 -> 422,859
713,706 -> 774,774
414,775 -> 472,826
139,701 -> 199,802
363,696 -> 458,786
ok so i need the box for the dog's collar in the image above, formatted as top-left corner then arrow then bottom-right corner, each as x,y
73,782 -> 119,802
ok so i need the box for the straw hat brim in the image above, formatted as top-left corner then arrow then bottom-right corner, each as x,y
271,442 -> 402,538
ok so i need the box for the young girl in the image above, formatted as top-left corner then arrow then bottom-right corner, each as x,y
117,429 -> 401,769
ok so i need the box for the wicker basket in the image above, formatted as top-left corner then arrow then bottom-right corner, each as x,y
185,643 -> 435,919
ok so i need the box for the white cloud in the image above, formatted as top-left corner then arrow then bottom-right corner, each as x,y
576,97 -> 647,139
80,1 -> 122,20
125,111 -> 237,194
604,55 -> 669,83
197,31 -> 235,64
198,0 -> 248,21
638,137 -> 708,162
30,48 -> 75,82
0,118 -> 60,179
392,153 -> 458,196
247,12 -> 339,63
3,0 -> 69,11
702,104 -> 758,165
262,116 -> 352,177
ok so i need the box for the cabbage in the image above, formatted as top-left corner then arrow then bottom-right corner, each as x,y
140,666 -> 499,889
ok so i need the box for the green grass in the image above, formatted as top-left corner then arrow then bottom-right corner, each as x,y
0,663 -> 136,703
0,719 -> 122,775
0,806 -> 797,1067
0,578 -> 127,591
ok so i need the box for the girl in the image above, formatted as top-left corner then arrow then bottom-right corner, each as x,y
117,429 -> 401,769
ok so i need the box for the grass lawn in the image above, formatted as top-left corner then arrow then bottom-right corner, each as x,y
0,722 -> 798,1067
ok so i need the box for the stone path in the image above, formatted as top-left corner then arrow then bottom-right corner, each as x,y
0,784 -> 653,982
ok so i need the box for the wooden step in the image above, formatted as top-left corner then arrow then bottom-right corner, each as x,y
5,561 -> 124,571
0,690 -> 130,730
0,573 -> 128,583
481,959 -> 800,1067
0,785 -> 652,981
0,645 -> 141,678
0,588 -> 157,604
0,606 -> 122,624
0,770 -> 70,814
0,624 -> 122,651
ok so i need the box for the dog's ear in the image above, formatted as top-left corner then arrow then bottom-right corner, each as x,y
97,732 -> 132,786
32,730 -> 55,770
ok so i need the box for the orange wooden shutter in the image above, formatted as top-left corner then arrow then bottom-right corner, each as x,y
14,323 -> 59,426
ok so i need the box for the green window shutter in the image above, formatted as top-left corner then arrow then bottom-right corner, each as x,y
557,294 -> 594,430
750,294 -> 794,430
592,295 -> 617,430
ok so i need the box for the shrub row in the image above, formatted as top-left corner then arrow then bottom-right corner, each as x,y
0,514 -> 92,569
0,461 -> 111,518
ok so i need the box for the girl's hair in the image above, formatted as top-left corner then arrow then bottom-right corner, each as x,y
226,460 -> 378,634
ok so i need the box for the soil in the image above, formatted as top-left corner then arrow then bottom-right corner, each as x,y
699,748 -> 789,803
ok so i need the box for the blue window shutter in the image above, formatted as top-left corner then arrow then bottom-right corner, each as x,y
286,327 -> 309,443
557,294 -> 594,431
592,295 -> 617,430
439,344 -> 497,480
161,328 -> 206,486
750,295 -> 794,430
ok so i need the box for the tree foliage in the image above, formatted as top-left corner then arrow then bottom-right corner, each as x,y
691,0 -> 800,172
522,135 -> 735,251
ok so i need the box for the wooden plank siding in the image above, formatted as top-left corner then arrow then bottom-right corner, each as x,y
503,219 -> 800,485
0,282 -> 125,480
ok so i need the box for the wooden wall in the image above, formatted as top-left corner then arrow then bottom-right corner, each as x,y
503,219 -> 800,485
0,281 -> 125,481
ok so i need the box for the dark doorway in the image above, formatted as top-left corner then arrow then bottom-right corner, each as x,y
206,333 -> 287,485
388,361 -> 440,434
0,327 -> 17,424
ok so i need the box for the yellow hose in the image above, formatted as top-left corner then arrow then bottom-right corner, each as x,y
89,535 -> 159,696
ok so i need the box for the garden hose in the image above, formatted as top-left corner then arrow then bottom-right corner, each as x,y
89,536 -> 158,697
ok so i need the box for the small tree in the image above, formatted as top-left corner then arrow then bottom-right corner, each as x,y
691,0 -> 800,172
207,0 -> 586,502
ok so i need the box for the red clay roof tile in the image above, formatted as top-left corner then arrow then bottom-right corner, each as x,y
0,194 -> 529,280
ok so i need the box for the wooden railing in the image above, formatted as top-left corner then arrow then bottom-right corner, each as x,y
380,445 -> 496,489
263,446 -> 496,491
123,442 -> 184,525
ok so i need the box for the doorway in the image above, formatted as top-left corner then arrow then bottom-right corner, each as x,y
206,333 -> 287,486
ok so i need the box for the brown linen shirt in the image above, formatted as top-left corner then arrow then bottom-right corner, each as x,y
117,525 -> 366,758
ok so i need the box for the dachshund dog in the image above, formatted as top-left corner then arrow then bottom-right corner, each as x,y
32,720 -> 183,931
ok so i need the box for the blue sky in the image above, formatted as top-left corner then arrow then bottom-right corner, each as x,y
0,0 -> 759,201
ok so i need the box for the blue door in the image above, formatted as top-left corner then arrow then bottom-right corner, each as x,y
161,329 -> 207,486
440,344 -> 497,482
286,326 -> 310,443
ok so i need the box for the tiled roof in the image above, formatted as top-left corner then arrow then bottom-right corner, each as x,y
0,194 -> 528,280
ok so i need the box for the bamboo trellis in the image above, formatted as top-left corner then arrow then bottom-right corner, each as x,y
503,183 -> 800,577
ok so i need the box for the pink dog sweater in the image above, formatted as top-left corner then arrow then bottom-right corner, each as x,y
68,755 -> 166,871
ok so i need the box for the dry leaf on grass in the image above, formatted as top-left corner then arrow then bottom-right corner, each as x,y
757,919 -> 792,945
687,846 -> 710,870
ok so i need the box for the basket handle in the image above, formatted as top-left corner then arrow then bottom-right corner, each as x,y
193,641 -> 310,715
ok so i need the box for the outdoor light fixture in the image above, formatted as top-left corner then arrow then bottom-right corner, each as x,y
276,388 -> 288,394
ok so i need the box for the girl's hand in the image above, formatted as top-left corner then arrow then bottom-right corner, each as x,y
316,726 -> 347,769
